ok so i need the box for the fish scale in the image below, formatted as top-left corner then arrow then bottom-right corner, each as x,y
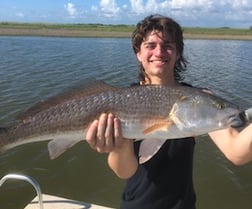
0,81 -> 243,162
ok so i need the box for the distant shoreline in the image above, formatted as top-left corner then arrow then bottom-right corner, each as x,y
1,25 -> 252,40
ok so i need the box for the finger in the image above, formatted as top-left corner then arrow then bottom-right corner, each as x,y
85,119 -> 98,149
104,113 -> 115,151
96,113 -> 107,147
113,117 -> 124,147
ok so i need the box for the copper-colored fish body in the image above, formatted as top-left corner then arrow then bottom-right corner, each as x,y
0,81 -> 242,161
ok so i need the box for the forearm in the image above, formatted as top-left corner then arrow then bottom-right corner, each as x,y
209,124 -> 252,165
107,139 -> 138,179
231,124 -> 252,164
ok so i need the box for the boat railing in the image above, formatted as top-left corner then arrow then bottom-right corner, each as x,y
0,173 -> 44,209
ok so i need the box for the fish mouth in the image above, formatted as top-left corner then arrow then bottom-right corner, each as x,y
231,111 -> 249,128
224,112 -> 246,128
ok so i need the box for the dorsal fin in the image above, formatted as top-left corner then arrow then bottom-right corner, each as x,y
18,81 -> 117,121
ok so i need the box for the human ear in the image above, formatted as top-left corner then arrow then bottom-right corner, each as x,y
136,51 -> 142,62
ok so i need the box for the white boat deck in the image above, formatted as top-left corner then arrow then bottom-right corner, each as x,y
0,173 -> 114,209
24,194 -> 114,209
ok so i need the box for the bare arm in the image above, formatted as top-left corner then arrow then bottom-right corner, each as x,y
85,113 -> 138,179
209,123 -> 252,165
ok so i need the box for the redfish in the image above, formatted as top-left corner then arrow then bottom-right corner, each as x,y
0,81 -> 243,163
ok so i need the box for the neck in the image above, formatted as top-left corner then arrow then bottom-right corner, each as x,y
142,76 -> 178,86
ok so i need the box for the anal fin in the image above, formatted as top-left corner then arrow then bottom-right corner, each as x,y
48,138 -> 82,160
139,138 -> 167,164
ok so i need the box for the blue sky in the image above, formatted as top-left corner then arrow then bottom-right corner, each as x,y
0,0 -> 252,28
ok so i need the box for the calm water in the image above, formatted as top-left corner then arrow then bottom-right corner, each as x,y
0,36 -> 251,209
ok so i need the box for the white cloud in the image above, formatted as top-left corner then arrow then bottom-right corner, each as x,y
122,4 -> 128,10
64,3 -> 77,17
130,0 -> 145,14
91,5 -> 98,12
0,0 -> 250,27
100,0 -> 120,17
83,0 -> 252,27
232,0 -> 252,10
145,0 -> 160,13
128,0 -> 213,15
170,0 -> 212,8
16,12 -> 24,18
127,0 -> 251,26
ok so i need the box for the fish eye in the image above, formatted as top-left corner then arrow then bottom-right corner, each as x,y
215,102 -> 226,109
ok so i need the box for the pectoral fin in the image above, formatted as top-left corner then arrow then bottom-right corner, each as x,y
48,138 -> 82,160
139,138 -> 167,164
143,121 -> 174,135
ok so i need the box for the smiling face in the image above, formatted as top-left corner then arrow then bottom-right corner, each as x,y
136,31 -> 180,85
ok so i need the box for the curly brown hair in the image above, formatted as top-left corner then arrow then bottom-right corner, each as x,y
131,14 -> 188,83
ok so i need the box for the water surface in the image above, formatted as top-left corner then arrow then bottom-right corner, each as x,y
0,36 -> 251,209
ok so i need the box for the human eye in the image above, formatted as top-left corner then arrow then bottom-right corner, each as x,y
163,43 -> 176,51
144,42 -> 156,50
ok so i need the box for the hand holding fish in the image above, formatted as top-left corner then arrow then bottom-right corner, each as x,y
86,113 -> 138,178
244,107 -> 252,124
86,113 -> 126,153
208,106 -> 252,165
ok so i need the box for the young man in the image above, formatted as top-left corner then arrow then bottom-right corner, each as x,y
85,15 -> 252,209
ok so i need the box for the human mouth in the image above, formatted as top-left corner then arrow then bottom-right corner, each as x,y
150,60 -> 168,65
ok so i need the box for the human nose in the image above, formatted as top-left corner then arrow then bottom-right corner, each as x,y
154,44 -> 165,57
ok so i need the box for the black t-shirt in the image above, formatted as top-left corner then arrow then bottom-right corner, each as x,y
120,138 -> 196,209
120,82 -> 196,209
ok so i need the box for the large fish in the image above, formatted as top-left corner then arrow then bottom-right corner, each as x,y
0,81 -> 244,163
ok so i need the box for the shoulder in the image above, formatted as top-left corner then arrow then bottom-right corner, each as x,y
130,82 -> 140,87
179,82 -> 193,87
180,82 -> 212,93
